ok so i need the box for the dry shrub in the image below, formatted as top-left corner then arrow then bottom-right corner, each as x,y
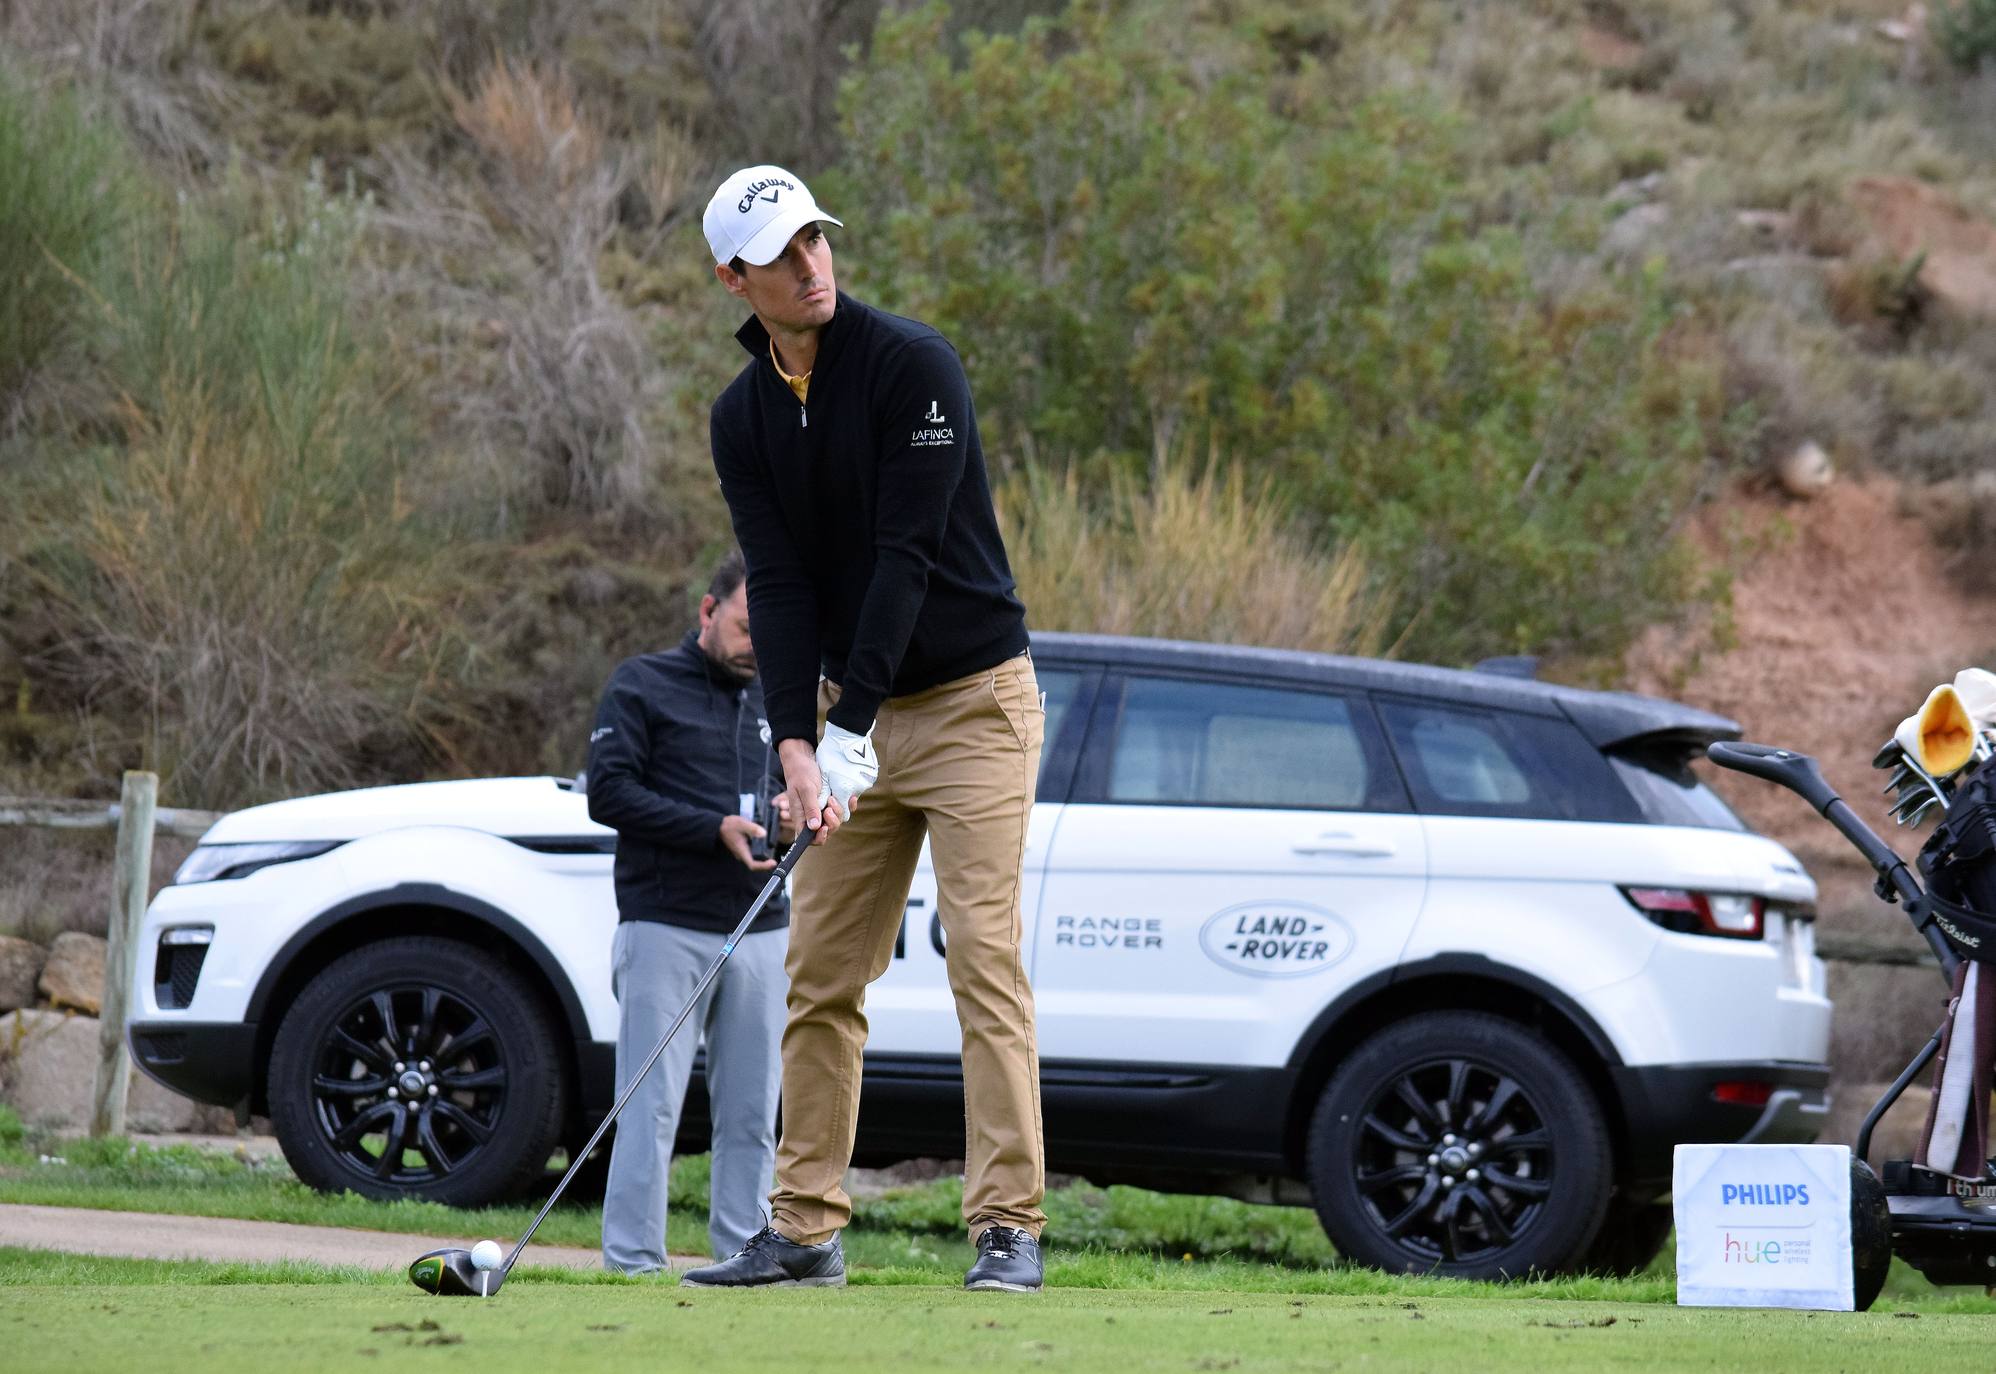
1724,308 -> 1884,470
688,0 -> 882,167
1911,471 -> 1996,591
0,0 -> 220,168
1001,465 -> 1392,657
0,828 -> 191,945
4,175 -> 443,808
446,56 -> 605,228
379,56 -> 649,522
1824,253 -> 1932,342
429,0 -> 590,90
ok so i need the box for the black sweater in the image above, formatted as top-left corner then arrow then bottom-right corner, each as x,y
710,293 -> 1029,746
584,633 -> 787,933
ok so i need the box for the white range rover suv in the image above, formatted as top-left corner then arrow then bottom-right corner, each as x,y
128,633 -> 1831,1278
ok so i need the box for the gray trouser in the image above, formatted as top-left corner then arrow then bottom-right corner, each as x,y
601,919 -> 786,1271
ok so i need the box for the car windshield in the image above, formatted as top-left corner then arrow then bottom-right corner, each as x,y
1609,747 -> 1747,831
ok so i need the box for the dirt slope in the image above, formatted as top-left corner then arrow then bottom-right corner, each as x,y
1626,476 -> 1996,1079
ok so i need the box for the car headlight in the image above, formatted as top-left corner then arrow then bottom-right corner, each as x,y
174,841 -> 344,884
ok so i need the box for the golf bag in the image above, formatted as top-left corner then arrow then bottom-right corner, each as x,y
1913,768 -> 1996,1181
1707,674 -> 1996,1306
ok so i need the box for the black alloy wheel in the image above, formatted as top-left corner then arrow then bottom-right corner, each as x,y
270,936 -> 567,1207
308,983 -> 505,1186
1351,1056 -> 1553,1265
1307,1011 -> 1612,1279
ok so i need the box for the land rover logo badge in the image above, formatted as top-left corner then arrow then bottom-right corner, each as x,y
1199,900 -> 1353,978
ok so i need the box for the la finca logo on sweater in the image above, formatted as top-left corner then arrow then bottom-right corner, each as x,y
912,400 -> 953,448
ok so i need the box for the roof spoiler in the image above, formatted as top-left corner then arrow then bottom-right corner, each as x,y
1560,698 -> 1742,753
1472,655 -> 1540,680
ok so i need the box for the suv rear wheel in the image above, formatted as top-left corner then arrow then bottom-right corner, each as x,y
268,937 -> 567,1207
1306,1010 -> 1612,1278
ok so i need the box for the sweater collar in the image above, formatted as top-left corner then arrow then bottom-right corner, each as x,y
734,291 -> 861,380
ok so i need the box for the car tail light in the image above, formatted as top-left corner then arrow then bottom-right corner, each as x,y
1623,887 -> 1765,939
1712,1080 -> 1774,1107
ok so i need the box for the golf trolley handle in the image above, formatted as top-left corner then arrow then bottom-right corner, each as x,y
1707,742 -> 1960,974
503,825 -> 816,1272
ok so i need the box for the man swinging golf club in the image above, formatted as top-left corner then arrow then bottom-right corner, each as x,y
680,165 -> 1047,1293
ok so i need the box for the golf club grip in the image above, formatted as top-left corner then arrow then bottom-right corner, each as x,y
503,826 -> 815,1270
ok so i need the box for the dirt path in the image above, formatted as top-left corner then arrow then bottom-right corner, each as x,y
0,1203 -> 651,1272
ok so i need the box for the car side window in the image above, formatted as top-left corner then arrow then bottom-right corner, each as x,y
1103,677 -> 1384,810
1037,667 -> 1083,793
1378,700 -> 1566,819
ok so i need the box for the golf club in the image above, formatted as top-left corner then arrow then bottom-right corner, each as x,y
409,824 -> 816,1296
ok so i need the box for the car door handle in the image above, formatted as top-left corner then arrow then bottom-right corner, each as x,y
1292,832 -> 1396,858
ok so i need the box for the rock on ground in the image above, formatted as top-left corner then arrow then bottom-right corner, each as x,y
0,935 -> 44,1012
0,1008 -> 206,1133
38,932 -> 107,1015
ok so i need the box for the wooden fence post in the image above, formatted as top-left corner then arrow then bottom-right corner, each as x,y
91,770 -> 157,1138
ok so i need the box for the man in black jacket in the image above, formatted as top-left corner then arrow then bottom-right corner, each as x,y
679,166 -> 1046,1294
587,550 -> 790,1273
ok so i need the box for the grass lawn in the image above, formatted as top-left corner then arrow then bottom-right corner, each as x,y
3,1112 -> 1993,1326
0,1122 -> 1337,1274
5,1250 -> 1995,1374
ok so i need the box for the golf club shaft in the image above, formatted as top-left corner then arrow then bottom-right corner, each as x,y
502,826 -> 816,1271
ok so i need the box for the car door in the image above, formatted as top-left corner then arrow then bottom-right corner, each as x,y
1032,672 -> 1428,1071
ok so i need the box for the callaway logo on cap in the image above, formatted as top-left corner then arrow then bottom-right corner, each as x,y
703,164 -> 844,267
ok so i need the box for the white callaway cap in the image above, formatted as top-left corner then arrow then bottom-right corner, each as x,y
703,164 -> 843,268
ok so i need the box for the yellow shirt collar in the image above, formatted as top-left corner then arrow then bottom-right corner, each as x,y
770,340 -> 809,404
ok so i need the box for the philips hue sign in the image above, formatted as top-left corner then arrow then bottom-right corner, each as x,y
1673,1144 -> 1853,1310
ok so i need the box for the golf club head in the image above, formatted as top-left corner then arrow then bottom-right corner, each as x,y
409,1247 -> 505,1298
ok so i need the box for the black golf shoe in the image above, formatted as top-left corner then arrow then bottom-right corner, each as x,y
964,1226 -> 1043,1292
679,1226 -> 846,1288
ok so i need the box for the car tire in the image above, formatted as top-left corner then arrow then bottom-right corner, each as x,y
1581,1197 -> 1674,1277
268,936 -> 568,1207
1306,1010 -> 1612,1279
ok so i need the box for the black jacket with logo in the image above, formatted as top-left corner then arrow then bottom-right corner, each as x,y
584,632 -> 787,933
710,293 -> 1029,747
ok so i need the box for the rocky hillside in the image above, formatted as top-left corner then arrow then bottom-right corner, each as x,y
1631,473 -> 1996,1087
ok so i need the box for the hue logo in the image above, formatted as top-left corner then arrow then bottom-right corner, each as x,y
1723,1232 -> 1786,1264
1720,1182 -> 1810,1205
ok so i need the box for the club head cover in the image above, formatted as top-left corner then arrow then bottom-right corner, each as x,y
1952,668 -> 1996,737
1896,683 -> 1976,780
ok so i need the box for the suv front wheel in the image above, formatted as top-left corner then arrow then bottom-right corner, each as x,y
268,936 -> 568,1207
1306,1010 -> 1612,1279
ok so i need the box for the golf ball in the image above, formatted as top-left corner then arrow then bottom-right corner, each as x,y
470,1240 -> 503,1271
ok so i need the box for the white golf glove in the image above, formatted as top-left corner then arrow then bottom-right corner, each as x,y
815,722 -> 879,820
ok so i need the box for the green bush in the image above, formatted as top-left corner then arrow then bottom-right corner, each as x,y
833,1 -> 1726,666
2,147 -> 448,805
1935,0 -> 1996,73
0,64 -> 129,407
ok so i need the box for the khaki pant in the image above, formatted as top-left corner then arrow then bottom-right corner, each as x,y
771,653 -> 1045,1244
